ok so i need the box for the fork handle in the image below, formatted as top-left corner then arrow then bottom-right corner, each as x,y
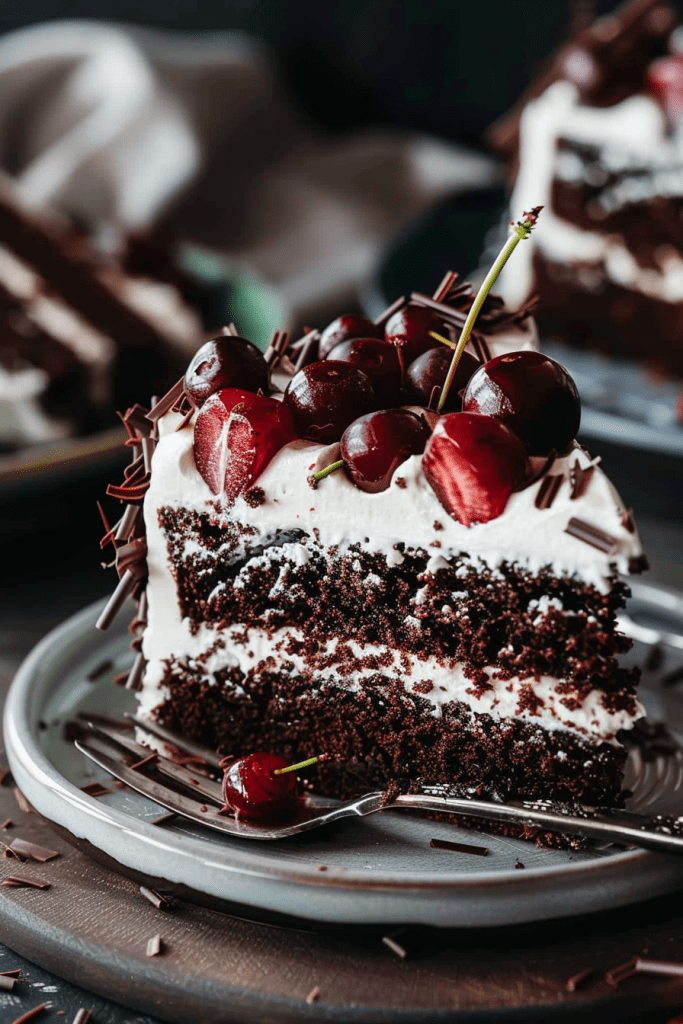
389,794 -> 683,856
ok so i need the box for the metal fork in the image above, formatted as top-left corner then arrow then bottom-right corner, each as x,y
71,714 -> 683,852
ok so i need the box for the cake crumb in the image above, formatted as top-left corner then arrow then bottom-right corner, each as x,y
244,486 -> 266,508
395,477 -> 407,488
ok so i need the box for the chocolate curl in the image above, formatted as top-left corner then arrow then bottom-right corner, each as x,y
293,330 -> 321,373
124,652 -> 146,692
373,295 -> 406,328
432,270 -> 458,302
115,537 -> 148,582
264,329 -> 290,369
114,503 -> 141,542
535,474 -> 564,509
145,377 -> 184,424
565,517 -> 618,553
96,569 -> 136,631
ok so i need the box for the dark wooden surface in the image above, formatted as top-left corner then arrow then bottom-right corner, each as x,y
2,511 -> 683,1022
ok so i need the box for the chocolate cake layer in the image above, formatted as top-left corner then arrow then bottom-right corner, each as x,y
153,658 -> 627,807
158,506 -> 638,705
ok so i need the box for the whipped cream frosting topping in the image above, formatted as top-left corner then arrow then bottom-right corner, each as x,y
147,408 -> 642,592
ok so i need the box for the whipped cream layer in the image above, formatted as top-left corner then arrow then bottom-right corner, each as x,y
140,622 -> 642,745
500,80 -> 683,307
146,409 -> 642,592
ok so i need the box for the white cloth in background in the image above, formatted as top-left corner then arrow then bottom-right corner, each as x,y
0,19 -> 499,324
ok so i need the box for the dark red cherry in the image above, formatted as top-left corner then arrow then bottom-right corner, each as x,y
385,304 -> 448,365
184,336 -> 269,408
283,360 -> 375,444
462,351 -> 580,457
222,752 -> 296,821
318,314 -> 384,359
193,388 -> 297,500
646,55 -> 683,125
406,348 -> 480,412
422,412 -> 529,526
340,408 -> 431,493
326,337 -> 403,406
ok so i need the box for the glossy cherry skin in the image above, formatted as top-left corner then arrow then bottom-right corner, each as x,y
406,347 -> 479,412
646,55 -> 683,125
184,336 -> 269,407
193,388 -> 297,500
283,360 -> 375,443
222,752 -> 296,821
385,304 -> 447,365
326,337 -> 403,406
340,408 -> 431,493
318,314 -> 384,359
462,351 -> 581,457
422,412 -> 529,527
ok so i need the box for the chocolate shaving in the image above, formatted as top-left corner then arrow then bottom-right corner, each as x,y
535,474 -> 564,510
293,330 -> 321,373
140,885 -> 170,909
9,839 -> 59,862
621,508 -> 636,533
146,934 -> 163,957
605,956 -> 638,988
2,875 -> 51,889
10,1003 -> 47,1024
72,1011 -> 91,1024
125,652 -> 146,692
565,517 -> 618,554
428,385 -> 440,411
145,378 -> 184,424
0,820 -> 11,830
96,569 -> 136,631
115,538 -> 148,581
432,270 -> 458,302
141,436 -> 156,474
174,407 -> 194,432
264,329 -> 290,369
130,753 -> 158,771
430,837 -> 489,856
565,966 -> 594,992
306,986 -> 321,1004
114,503 -> 141,543
382,936 -> 407,959
105,479 -> 150,504
80,782 -> 111,798
13,790 -> 31,814
570,457 -> 599,500
410,292 -> 468,325
0,975 -> 16,991
373,295 -> 405,327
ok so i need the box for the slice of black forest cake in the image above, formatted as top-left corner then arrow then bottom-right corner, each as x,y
99,272 -> 646,811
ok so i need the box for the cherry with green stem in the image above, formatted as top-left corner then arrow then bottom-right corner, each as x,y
436,207 -> 543,415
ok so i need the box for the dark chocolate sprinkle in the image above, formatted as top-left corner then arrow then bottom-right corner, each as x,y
535,474 -> 564,510
566,966 -> 594,992
565,517 -> 618,554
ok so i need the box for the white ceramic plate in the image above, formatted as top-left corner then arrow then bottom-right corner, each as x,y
5,584 -> 683,929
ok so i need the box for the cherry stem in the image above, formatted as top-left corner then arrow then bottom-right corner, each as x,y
436,206 -> 543,415
429,330 -> 456,350
273,755 -> 322,776
312,459 -> 344,483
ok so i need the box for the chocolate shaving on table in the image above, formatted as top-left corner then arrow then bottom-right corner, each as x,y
293,330 -> 321,373
72,1011 -> 92,1024
96,569 -> 136,631
382,936 -> 407,959
570,457 -> 599,500
80,782 -> 111,798
373,295 -> 406,327
535,473 -> 564,510
605,956 -> 638,988
13,789 -> 31,814
2,875 -> 51,889
10,1002 -> 47,1024
429,837 -> 489,856
565,517 -> 618,553
565,966 -> 594,992
146,934 -> 163,957
0,974 -> 16,991
306,986 -> 321,1005
140,885 -> 170,909
0,820 -> 11,830
145,377 -> 184,424
9,839 -> 59,862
